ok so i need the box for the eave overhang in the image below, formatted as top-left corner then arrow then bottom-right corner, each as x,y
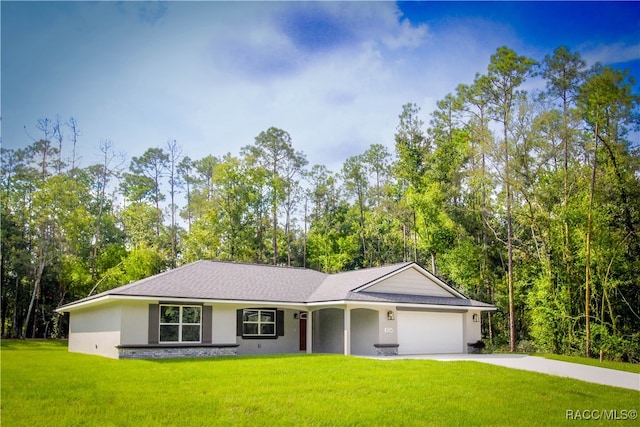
57,294 -> 496,313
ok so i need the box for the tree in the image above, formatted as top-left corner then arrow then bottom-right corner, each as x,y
166,140 -> 183,268
66,117 -> 81,171
211,154 -> 254,261
242,128 -> 306,265
394,103 -> 429,189
1,148 -> 32,337
394,103 -> 429,263
421,93 -> 472,274
88,140 -> 124,279
541,47 -> 587,320
363,144 -> 391,208
127,147 -> 168,211
20,130 -> 60,338
486,46 -> 537,352
577,65 -> 639,357
457,76 -> 499,343
341,154 -> 369,264
178,156 -> 195,231
121,147 -> 168,240
305,165 -> 354,272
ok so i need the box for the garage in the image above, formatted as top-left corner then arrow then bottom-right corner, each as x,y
397,310 -> 464,354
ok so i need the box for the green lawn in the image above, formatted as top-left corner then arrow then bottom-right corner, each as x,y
535,353 -> 640,374
2,340 -> 638,426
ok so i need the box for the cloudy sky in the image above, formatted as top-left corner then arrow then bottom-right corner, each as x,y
2,1 -> 639,172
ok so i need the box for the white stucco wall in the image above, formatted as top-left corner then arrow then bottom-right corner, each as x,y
236,308 -> 301,355
377,305 -> 397,345
312,308 -> 343,354
350,308 -> 378,356
68,303 -> 121,359
211,304 -> 237,344
120,301 -> 150,345
465,310 -> 482,346
67,299 -> 487,358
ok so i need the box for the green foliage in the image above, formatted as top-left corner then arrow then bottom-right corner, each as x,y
120,202 -> 165,248
59,254 -> 93,295
306,201 -> 360,273
181,209 -> 222,262
94,246 -> 167,292
121,246 -> 167,282
590,324 -> 640,363
395,102 -> 428,188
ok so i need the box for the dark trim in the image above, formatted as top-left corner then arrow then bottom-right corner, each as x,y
148,304 -> 159,344
202,305 -> 212,344
154,303 -> 207,344
241,335 -> 279,340
117,343 -> 239,349
237,307 -> 283,340
276,309 -> 284,336
236,309 -> 243,336
373,343 -> 399,348
396,306 -> 466,314
159,301 -> 204,306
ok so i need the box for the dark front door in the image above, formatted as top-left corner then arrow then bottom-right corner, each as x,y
299,312 -> 307,351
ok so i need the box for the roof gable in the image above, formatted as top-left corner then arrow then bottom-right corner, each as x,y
307,263 -> 412,302
356,264 -> 465,299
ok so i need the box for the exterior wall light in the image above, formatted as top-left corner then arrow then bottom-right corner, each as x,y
472,313 -> 479,322
387,310 -> 395,320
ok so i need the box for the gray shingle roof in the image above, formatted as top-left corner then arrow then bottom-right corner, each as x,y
95,260 -> 327,302
347,291 -> 494,308
60,260 -> 494,310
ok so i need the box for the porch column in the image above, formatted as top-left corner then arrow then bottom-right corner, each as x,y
306,310 -> 313,354
343,307 -> 351,355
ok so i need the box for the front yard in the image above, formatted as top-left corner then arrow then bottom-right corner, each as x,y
1,340 -> 638,426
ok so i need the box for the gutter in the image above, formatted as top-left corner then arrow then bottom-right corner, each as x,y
58,294 -> 496,313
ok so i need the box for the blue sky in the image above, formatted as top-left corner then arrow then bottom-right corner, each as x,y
2,1 -> 639,172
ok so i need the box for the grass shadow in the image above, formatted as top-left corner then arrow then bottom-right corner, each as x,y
1,339 -> 68,350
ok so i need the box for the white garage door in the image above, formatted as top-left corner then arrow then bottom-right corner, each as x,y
397,311 -> 464,354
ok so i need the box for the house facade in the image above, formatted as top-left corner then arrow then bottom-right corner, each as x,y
57,261 -> 495,359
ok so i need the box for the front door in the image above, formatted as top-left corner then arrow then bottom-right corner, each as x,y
299,312 -> 307,351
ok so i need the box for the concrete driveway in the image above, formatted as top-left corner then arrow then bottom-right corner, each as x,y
376,354 -> 640,391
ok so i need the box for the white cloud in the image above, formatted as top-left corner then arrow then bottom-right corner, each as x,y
3,1 -> 561,175
581,42 -> 640,66
104,1 -> 436,170
383,18 -> 430,50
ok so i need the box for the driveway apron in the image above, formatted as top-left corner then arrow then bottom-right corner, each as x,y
375,354 -> 640,391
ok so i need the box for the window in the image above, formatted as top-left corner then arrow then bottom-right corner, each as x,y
242,309 -> 276,337
159,305 -> 201,343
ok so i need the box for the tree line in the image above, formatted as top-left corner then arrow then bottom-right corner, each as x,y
2,46 -> 639,361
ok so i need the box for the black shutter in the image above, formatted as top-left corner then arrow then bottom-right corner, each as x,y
236,309 -> 243,336
202,306 -> 212,344
148,304 -> 159,344
276,310 -> 285,337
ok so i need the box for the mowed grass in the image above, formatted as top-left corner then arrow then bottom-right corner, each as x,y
536,353 -> 640,374
2,341 -> 638,426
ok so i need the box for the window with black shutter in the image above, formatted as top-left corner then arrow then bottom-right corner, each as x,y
237,308 -> 284,339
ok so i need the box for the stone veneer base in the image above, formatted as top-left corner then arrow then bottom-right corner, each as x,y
373,343 -> 399,356
117,344 -> 239,359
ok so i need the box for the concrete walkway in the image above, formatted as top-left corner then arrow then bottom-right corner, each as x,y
374,354 -> 640,391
